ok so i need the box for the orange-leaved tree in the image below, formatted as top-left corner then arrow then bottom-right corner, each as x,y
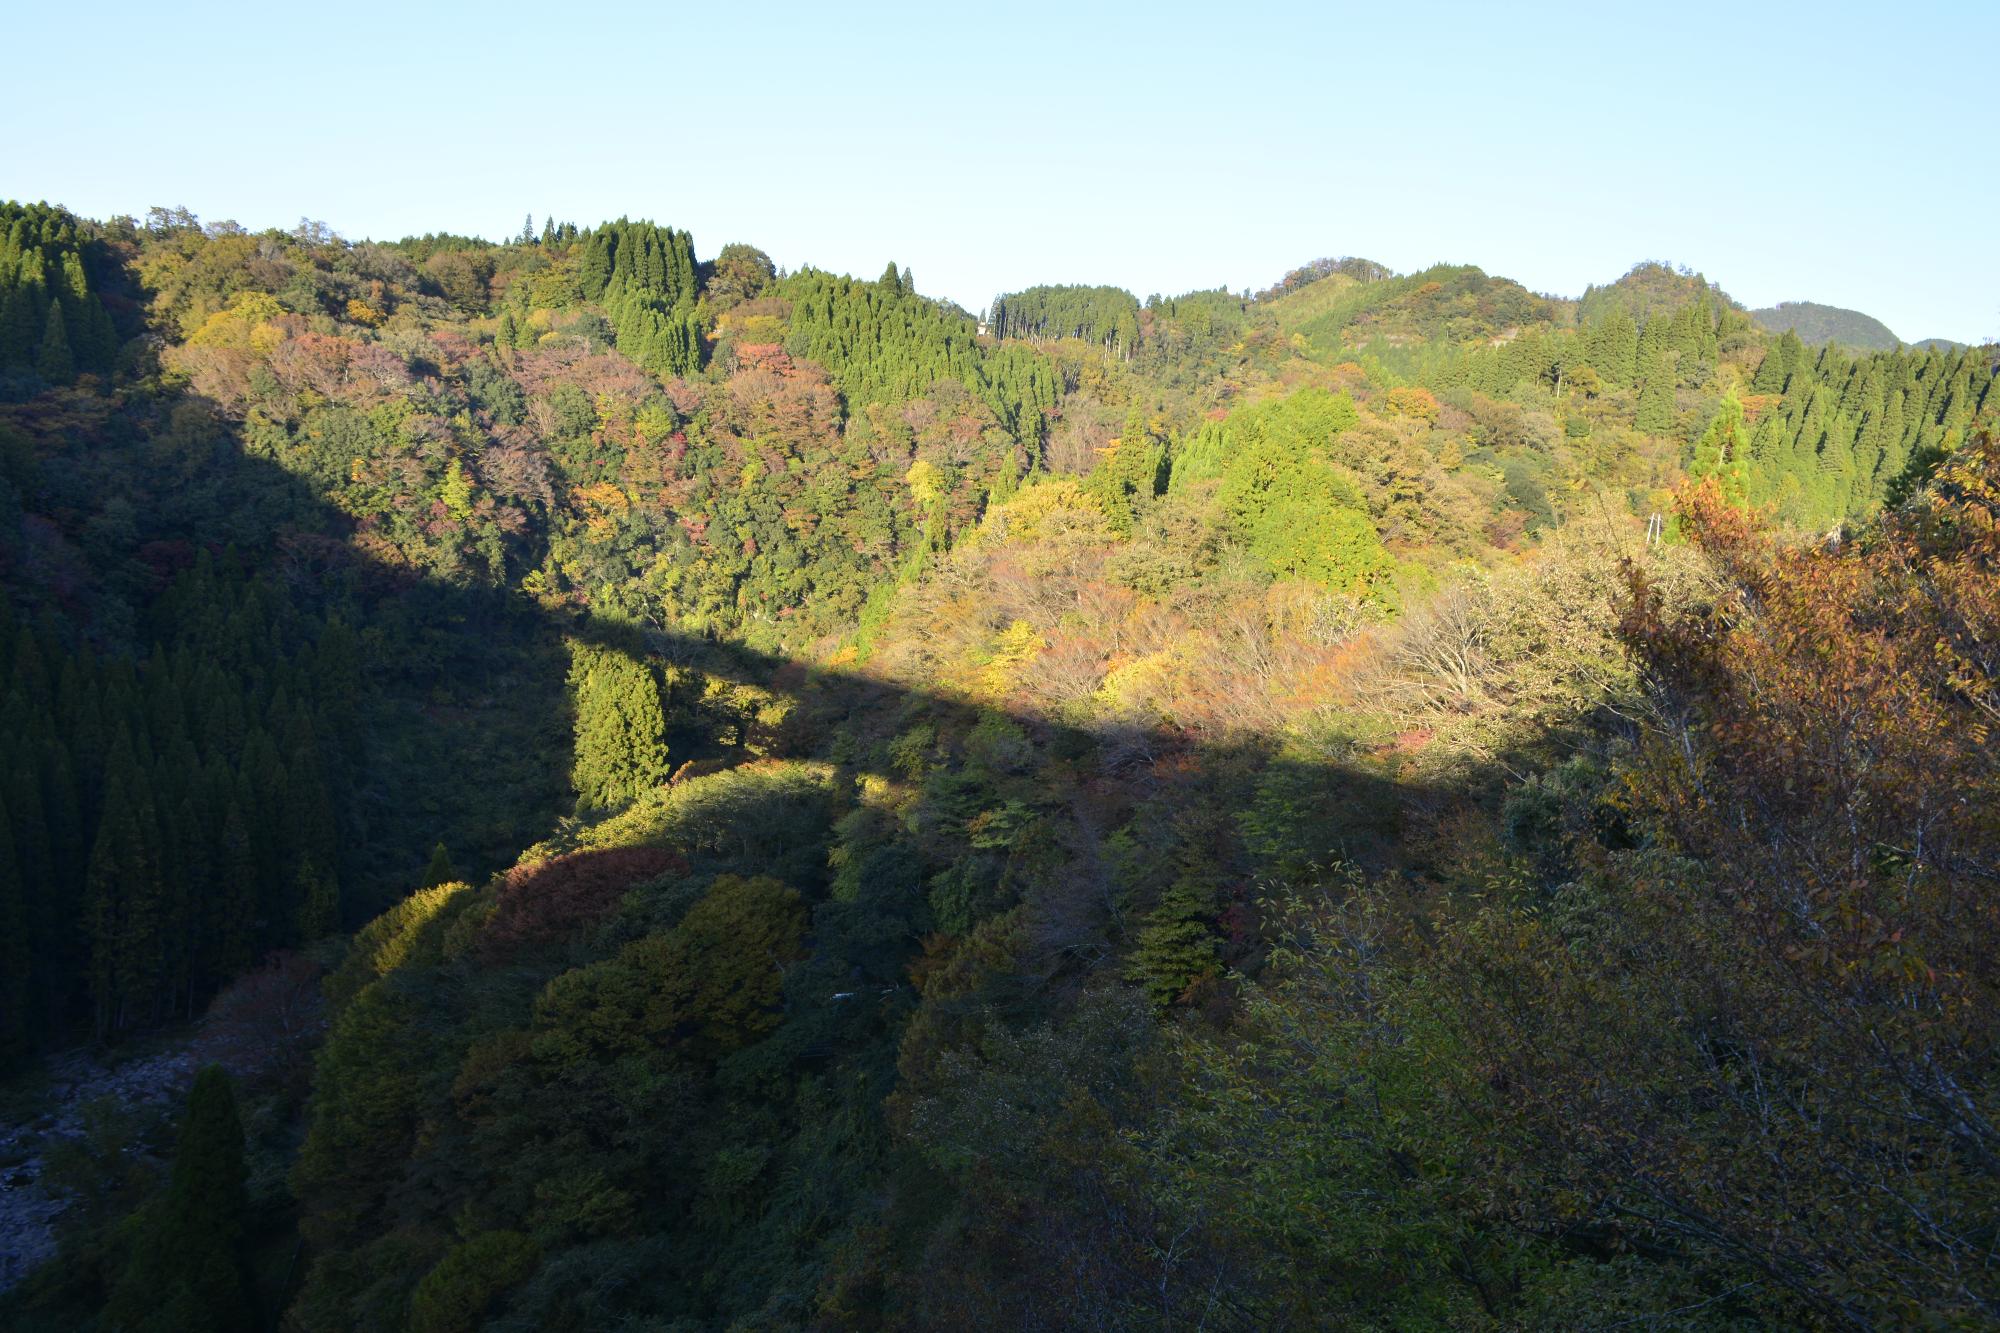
1426,430 -> 2000,1326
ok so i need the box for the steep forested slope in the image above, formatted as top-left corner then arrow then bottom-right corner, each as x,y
2,202 -> 1997,1332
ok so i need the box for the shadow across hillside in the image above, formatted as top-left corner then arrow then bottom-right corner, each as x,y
0,365 -> 1581,1333
4,368 -> 1515,943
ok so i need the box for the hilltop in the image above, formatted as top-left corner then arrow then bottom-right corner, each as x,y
1578,259 -> 1737,325
1751,299 -> 1903,350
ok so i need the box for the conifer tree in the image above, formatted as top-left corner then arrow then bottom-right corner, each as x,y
1878,391 -> 1909,490
36,299 -> 73,383
669,230 -> 695,299
295,855 -> 340,940
10,622 -> 49,708
1597,310 -> 1639,385
86,736 -> 165,1033
1813,415 -> 1859,526
58,251 -> 102,365
7,752 -> 53,920
0,288 -> 29,367
107,1066 -> 253,1333
210,800 -> 258,981
422,840 -> 456,888
642,234 -> 666,292
569,642 -> 671,812
579,233 -> 613,298
1125,866 -> 1222,1006
0,255 -> 45,368
1636,350 -> 1675,435
1689,393 -> 1749,504
169,794 -> 208,1008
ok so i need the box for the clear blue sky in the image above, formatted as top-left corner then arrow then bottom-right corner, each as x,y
10,0 -> 1995,343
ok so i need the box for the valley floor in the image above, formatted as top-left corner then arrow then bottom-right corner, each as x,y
0,1029 -> 274,1292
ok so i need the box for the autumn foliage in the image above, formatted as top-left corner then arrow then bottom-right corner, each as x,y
476,846 -> 685,959
1445,434 -> 2000,1325
13,196 -> 2000,1331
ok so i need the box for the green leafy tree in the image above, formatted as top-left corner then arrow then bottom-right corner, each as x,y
441,458 -> 474,520
409,1231 -> 539,1333
707,243 -> 776,309
1217,417 -> 1394,595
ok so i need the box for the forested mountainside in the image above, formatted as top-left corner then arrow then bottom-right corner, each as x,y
1,203 -> 1997,1331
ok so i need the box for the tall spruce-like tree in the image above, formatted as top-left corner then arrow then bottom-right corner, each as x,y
1125,864 -> 1222,1006
107,1066 -> 253,1333
36,299 -> 73,384
210,798 -> 258,982
1595,309 -> 1639,385
295,855 -> 340,940
1689,392 -> 1749,504
569,641 -> 671,812
1635,350 -> 1675,435
0,287 -> 33,367
421,840 -> 456,888
86,734 -> 166,1034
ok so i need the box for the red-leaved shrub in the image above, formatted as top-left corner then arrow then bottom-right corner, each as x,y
478,847 -> 685,959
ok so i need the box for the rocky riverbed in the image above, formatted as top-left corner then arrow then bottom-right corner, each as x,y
1,956 -> 327,1294
0,1043 -> 211,1290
